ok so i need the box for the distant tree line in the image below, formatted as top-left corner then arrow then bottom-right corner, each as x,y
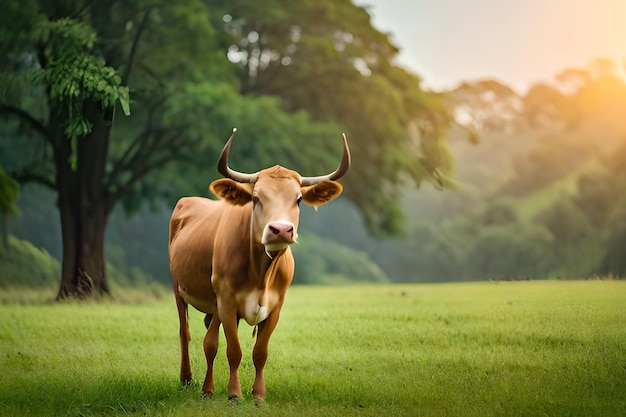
327,58 -> 626,281
2,0 -> 624,287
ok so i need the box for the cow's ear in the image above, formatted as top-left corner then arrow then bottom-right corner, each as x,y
209,179 -> 253,205
301,181 -> 343,208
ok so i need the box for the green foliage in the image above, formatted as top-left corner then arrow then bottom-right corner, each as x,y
574,169 -> 618,228
34,17 -> 130,159
359,59 -> 626,282
0,281 -> 624,416
537,197 -> 593,243
5,0 -> 626,289
292,233 -> 388,284
366,220 -> 465,283
602,217 -> 626,276
2,14 -> 131,137
522,82 -> 575,127
0,236 -> 59,288
509,132 -> 594,196
451,79 -> 520,132
0,0 -> 39,60
480,198 -> 518,226
123,79 -> 349,216
1,0 -> 459,299
161,81 -> 342,174
208,0 -> 455,234
0,168 -> 20,215
465,224 -> 556,280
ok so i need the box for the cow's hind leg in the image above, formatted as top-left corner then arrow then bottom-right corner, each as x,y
202,314 -> 221,397
173,279 -> 192,385
252,310 -> 280,401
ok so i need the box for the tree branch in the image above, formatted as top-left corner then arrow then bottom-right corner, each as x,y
247,65 -> 355,97
106,130 -> 193,207
122,7 -> 154,85
106,94 -> 165,179
71,0 -> 98,19
107,123 -> 184,182
11,169 -> 56,190
0,105 -> 51,142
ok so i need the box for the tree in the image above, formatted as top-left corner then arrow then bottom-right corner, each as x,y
205,0 -> 455,234
521,83 -> 573,129
450,79 -> 521,135
0,0 -> 228,298
465,224 -> 555,280
1,0 -> 457,297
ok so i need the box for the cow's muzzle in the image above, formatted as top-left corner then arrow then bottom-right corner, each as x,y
262,220 -> 297,251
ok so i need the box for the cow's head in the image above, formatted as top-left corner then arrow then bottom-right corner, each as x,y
209,129 -> 350,257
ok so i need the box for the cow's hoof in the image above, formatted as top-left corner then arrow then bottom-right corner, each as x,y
201,392 -> 213,400
180,378 -> 193,386
228,396 -> 241,406
253,396 -> 266,407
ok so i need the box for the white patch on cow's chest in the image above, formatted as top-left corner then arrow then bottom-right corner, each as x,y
243,290 -> 271,326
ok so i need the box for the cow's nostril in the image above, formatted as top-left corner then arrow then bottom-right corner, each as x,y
269,226 -> 280,235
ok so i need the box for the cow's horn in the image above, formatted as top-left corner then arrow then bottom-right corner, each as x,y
300,133 -> 351,185
217,128 -> 259,183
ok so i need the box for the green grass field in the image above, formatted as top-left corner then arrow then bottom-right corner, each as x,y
1,280 -> 625,416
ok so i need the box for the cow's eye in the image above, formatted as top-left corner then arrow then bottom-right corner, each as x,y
296,196 -> 303,206
252,195 -> 260,206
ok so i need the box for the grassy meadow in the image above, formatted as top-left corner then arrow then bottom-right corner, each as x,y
0,280 -> 625,416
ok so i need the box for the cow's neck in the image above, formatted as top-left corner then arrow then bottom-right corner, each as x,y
248,208 -> 284,289
250,243 -> 286,290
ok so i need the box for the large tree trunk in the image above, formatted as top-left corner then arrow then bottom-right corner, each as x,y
56,191 -> 110,299
55,101 -> 114,300
43,0 -> 122,299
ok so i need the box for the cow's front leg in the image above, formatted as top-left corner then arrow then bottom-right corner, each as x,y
219,304 -> 242,400
202,314 -> 221,397
252,309 -> 281,400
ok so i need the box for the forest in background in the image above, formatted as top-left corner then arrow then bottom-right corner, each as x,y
5,57 -> 626,288
0,0 -> 451,296
332,59 -> 626,282
1,1 -> 625,290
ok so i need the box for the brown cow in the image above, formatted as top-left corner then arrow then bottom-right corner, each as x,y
168,129 -> 350,401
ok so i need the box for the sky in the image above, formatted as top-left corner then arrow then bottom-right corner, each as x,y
358,0 -> 626,93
